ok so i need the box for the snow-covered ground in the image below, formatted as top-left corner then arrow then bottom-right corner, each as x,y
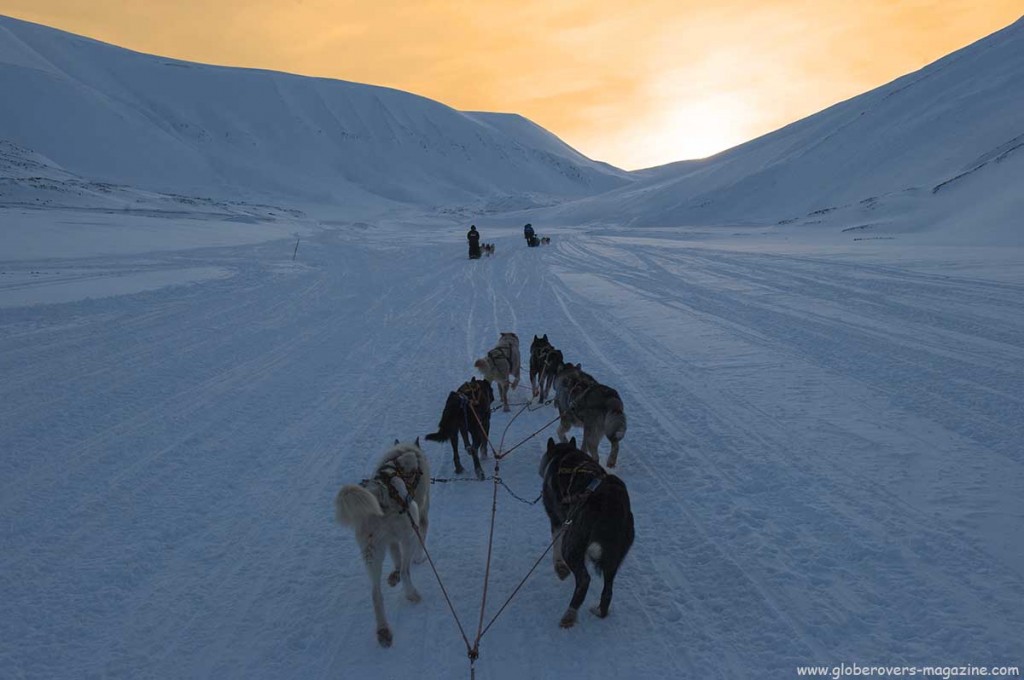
2,215 -> 1021,678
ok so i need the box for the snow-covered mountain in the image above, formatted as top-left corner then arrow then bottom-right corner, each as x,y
551,16 -> 1023,242
0,15 -> 630,214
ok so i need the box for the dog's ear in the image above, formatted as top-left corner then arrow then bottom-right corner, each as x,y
415,436 -> 420,447
547,437 -> 556,452
569,437 -> 578,449
576,363 -> 582,369
394,438 -> 400,446
543,334 -> 548,341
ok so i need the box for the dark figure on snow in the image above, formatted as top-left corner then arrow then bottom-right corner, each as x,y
468,225 -> 481,259
524,223 -> 539,247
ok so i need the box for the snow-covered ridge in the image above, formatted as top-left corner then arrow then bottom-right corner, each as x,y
551,15 -> 1024,242
0,15 -> 631,214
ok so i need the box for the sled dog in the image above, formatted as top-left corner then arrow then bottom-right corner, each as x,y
334,439 -> 430,648
424,377 -> 494,480
539,347 -> 564,403
529,334 -> 555,398
474,332 -> 521,411
539,437 -> 634,628
553,364 -> 627,467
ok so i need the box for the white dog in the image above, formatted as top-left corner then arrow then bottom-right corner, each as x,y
335,439 -> 430,647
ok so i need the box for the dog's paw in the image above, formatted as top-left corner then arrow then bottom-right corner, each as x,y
589,605 -> 608,619
559,609 -> 578,628
387,570 -> 401,587
454,464 -> 465,475
377,627 -> 393,648
555,563 -> 571,580
406,590 -> 422,604
475,468 -> 485,481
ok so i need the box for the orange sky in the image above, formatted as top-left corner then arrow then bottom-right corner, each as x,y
1,1 -> 1020,169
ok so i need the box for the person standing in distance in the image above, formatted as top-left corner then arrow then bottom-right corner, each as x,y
467,224 -> 481,259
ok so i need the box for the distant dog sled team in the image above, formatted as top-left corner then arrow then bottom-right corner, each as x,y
466,223 -> 550,258
336,330 -> 633,647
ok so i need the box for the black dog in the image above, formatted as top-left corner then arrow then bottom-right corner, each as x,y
529,334 -> 554,398
539,437 -> 634,628
425,378 -> 494,480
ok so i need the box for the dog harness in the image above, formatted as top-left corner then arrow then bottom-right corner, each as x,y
556,460 -> 605,507
364,461 -> 422,513
557,379 -> 594,416
457,381 -> 486,405
488,344 -> 514,370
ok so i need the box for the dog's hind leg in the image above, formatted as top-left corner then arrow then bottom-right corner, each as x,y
468,418 -> 486,479
499,381 -> 510,412
387,542 -> 402,586
468,443 -> 485,481
590,561 -> 618,619
361,538 -> 392,647
556,415 -> 572,443
559,548 -> 591,629
449,434 -> 465,475
582,427 -> 602,463
399,535 -> 421,603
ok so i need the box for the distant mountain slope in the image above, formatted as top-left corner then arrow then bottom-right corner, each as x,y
553,16 -> 1023,241
0,16 -> 630,213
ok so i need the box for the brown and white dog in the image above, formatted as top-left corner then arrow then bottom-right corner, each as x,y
474,332 -> 521,411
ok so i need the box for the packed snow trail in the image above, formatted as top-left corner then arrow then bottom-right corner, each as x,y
1,224 -> 1022,678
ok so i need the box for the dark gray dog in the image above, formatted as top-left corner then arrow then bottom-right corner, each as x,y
425,378 -> 494,480
529,334 -> 554,398
539,437 -> 634,628
538,347 -> 564,403
553,364 -> 627,467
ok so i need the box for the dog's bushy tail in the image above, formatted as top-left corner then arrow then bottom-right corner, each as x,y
426,392 -> 459,443
606,398 -> 627,442
335,485 -> 383,528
